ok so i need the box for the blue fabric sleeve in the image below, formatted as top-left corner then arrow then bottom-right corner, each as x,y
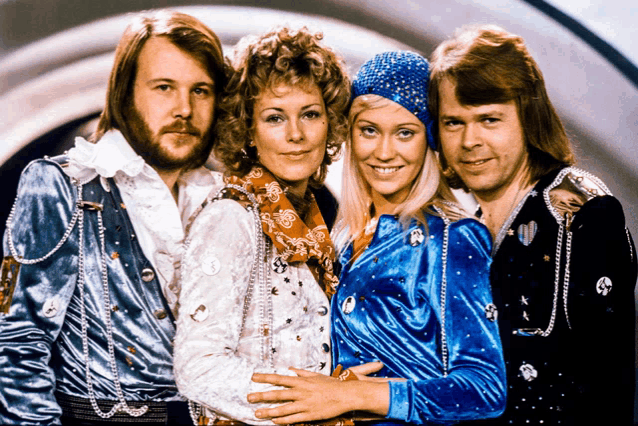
0,160 -> 78,425
387,219 -> 506,423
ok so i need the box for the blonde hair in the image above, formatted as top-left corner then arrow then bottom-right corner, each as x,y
332,94 -> 464,250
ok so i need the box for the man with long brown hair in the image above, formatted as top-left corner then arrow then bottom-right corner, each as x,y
430,25 -> 636,425
0,10 -> 225,425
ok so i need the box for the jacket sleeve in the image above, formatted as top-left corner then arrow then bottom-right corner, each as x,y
567,195 -> 636,424
174,199 -> 292,425
0,160 -> 79,425
387,219 -> 506,423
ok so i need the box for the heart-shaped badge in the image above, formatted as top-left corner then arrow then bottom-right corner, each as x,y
517,220 -> 538,246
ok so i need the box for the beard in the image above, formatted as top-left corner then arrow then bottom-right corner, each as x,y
124,104 -> 213,172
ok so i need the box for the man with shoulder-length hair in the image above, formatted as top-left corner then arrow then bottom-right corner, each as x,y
430,25 -> 636,425
0,10 -> 226,425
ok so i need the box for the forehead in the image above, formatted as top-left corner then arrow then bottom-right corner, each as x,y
357,99 -> 423,126
438,78 -> 518,117
136,36 -> 213,82
256,83 -> 323,105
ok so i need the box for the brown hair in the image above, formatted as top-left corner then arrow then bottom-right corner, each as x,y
91,9 -> 226,167
214,27 -> 350,188
429,24 -> 574,188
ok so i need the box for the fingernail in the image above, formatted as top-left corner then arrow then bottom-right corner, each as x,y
247,394 -> 255,402
255,410 -> 263,418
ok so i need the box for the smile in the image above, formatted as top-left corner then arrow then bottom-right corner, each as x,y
371,165 -> 402,174
462,159 -> 491,166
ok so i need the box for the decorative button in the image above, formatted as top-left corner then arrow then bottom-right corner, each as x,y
271,256 -> 288,274
322,343 -> 330,353
190,305 -> 209,322
519,363 -> 538,382
317,306 -> 328,316
485,303 -> 498,322
43,298 -> 60,318
154,309 -> 168,320
202,256 -> 221,276
141,268 -> 155,282
342,296 -> 356,314
596,276 -> 612,296
409,228 -> 425,246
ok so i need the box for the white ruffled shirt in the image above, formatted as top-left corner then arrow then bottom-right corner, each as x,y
63,130 -> 224,315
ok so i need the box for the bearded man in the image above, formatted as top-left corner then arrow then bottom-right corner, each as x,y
0,10 -> 226,425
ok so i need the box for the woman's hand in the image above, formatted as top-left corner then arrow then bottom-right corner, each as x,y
248,362 -> 390,424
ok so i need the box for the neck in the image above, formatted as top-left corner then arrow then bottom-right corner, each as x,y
155,168 -> 183,203
370,193 -> 401,220
476,177 -> 535,238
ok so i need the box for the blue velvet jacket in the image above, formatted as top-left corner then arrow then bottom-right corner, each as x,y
332,214 -> 506,425
0,158 -> 180,425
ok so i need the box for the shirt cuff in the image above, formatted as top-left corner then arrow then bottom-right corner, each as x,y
387,380 -> 409,421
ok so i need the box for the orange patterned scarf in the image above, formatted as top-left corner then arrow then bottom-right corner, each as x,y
224,166 -> 339,298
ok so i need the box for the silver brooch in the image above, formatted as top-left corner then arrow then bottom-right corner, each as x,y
596,277 -> 613,296
519,363 -> 538,382
517,221 -> 538,246
272,256 -> 288,274
485,303 -> 498,322
409,228 -> 425,246
342,296 -> 356,314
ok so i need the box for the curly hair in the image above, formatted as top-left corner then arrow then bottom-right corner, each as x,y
214,27 -> 351,187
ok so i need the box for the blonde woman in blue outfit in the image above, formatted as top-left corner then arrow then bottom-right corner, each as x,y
248,51 -> 506,425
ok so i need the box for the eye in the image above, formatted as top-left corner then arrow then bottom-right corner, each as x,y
265,115 -> 284,124
303,110 -> 322,119
482,117 -> 500,125
156,84 -> 171,92
397,129 -> 415,140
193,87 -> 211,97
358,126 -> 378,138
442,119 -> 463,129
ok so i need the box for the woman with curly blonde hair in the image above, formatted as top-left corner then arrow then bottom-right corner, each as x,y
173,27 -> 350,425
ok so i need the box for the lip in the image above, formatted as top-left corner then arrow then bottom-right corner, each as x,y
281,150 -> 310,158
368,164 -> 404,176
460,158 -> 493,169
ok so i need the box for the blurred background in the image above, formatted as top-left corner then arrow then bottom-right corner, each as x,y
1,0 -> 637,419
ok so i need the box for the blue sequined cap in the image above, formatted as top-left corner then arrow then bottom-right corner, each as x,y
352,51 -> 436,149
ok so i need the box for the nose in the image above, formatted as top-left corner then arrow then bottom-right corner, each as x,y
173,89 -> 193,119
374,134 -> 395,161
461,124 -> 482,149
287,118 -> 304,143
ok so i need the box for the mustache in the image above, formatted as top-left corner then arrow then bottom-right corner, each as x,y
160,120 -> 201,137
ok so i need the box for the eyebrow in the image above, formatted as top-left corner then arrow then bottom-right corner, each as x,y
146,78 -> 215,88
259,103 -> 323,113
356,119 -> 422,128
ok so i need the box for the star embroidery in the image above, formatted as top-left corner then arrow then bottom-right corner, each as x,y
271,347 -> 277,353
520,295 -> 529,305
298,281 -> 303,287
507,229 -> 514,236
544,255 -> 551,262
271,287 -> 279,295
286,318 -> 292,324
284,277 -> 290,283
523,311 -> 530,321
530,190 -> 538,197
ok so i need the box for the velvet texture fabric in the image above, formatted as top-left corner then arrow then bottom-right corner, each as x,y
468,167 -> 637,425
332,214 -> 506,425
0,159 -> 181,425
